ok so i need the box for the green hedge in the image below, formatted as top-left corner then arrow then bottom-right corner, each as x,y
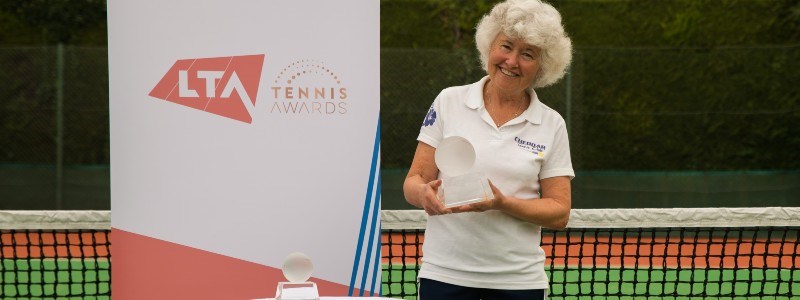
0,47 -> 108,164
1,1 -> 798,171
381,0 -> 800,49
575,47 -> 799,170
380,0 -> 800,170
381,46 -> 800,170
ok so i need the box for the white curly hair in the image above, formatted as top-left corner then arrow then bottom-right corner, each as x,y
475,0 -> 572,89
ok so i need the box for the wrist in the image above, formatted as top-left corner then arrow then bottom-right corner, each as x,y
494,195 -> 512,212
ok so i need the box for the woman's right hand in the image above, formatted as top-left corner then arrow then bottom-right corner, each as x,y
418,179 -> 451,216
404,142 -> 449,215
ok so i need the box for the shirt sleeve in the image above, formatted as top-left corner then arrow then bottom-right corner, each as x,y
417,92 -> 445,148
539,119 -> 575,180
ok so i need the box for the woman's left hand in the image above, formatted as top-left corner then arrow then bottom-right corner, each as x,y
451,180 -> 506,213
452,176 -> 572,228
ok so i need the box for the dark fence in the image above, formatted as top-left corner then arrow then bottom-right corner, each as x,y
1,46 -> 798,209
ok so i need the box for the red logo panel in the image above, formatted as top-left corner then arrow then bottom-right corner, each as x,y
149,54 -> 265,123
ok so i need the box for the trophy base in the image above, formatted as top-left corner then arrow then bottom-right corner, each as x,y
439,172 -> 494,208
276,282 -> 319,300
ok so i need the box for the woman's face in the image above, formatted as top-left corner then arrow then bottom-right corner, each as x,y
487,32 -> 540,94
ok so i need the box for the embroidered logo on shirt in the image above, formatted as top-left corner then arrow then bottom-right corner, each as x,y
422,107 -> 437,127
514,136 -> 546,157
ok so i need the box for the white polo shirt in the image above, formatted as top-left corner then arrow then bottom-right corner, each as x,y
416,76 -> 574,290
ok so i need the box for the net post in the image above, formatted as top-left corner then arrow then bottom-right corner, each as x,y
55,43 -> 65,210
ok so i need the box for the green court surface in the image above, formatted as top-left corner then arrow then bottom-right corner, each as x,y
0,259 -> 110,299
3,260 -> 797,299
381,265 -> 800,299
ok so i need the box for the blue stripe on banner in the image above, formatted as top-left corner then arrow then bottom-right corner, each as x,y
349,120 -> 381,296
360,164 -> 381,295
369,171 -> 383,296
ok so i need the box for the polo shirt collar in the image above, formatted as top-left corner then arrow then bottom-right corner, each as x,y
466,76 -> 543,125
465,76 -> 488,110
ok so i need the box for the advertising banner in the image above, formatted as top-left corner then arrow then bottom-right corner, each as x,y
108,1 -> 380,298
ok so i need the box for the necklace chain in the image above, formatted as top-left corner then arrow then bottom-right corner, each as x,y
484,90 -> 526,128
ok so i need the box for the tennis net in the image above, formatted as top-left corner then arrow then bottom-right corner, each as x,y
0,210 -> 110,299
1,208 -> 798,299
381,207 -> 800,299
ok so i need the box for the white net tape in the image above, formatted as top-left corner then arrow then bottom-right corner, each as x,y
382,207 -> 800,229
1,207 -> 797,230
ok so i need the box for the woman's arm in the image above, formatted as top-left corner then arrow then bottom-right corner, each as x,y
452,176 -> 572,229
498,176 -> 571,229
403,142 -> 452,216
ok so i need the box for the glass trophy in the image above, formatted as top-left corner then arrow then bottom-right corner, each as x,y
276,252 -> 319,300
435,136 -> 494,208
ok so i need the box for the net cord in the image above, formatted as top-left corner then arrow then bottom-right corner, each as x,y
0,210 -> 110,230
382,207 -> 800,229
1,207 -> 797,230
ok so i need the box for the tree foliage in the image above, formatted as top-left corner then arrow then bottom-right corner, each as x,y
381,0 -> 800,170
0,0 -> 107,45
382,0 -> 800,48
0,0 -> 798,170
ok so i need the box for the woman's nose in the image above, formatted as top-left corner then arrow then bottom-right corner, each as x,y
505,54 -> 519,69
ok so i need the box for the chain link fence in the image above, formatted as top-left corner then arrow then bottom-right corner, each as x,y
0,46 -> 108,209
381,46 -> 800,208
382,46 -> 800,170
1,46 -> 798,209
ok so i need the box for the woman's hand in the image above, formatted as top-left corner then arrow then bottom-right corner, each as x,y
451,180 -> 505,213
455,176 -> 572,229
417,179 -> 452,216
404,142 -> 451,215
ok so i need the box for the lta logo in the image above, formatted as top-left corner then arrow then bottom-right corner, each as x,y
149,54 -> 265,123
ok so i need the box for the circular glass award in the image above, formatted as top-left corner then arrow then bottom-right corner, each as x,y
435,136 -> 476,177
282,252 -> 313,283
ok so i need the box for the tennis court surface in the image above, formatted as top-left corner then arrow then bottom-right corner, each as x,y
1,208 -> 798,299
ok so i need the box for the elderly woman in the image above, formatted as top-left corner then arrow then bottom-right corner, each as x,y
402,0 -> 574,298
